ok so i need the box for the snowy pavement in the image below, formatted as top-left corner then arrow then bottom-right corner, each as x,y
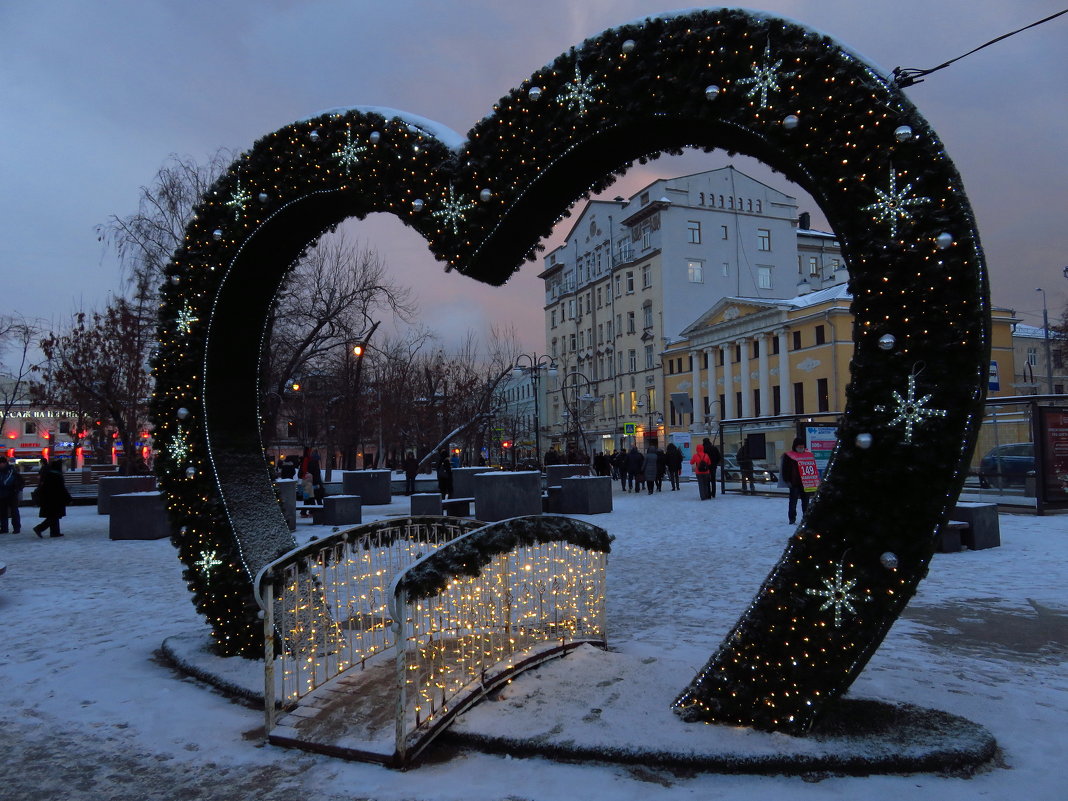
0,487 -> 1065,800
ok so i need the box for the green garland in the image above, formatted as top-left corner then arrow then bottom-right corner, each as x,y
153,7 -> 988,736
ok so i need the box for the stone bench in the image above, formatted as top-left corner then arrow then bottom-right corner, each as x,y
474,471 -> 541,522
442,497 -> 475,517
410,492 -> 443,516
321,494 -> 361,525
109,491 -> 171,540
938,520 -> 967,553
558,476 -> 613,515
97,475 -> 157,515
341,470 -> 391,505
952,502 -> 1001,550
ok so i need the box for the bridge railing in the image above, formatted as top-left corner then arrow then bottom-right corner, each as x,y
255,516 -> 484,728
388,515 -> 611,765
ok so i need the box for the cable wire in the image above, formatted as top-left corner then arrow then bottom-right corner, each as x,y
892,8 -> 1067,87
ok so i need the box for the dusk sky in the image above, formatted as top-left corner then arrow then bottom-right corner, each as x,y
2,1 -> 1065,352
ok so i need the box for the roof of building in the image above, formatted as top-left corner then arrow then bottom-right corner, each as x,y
1013,323 -> 1051,339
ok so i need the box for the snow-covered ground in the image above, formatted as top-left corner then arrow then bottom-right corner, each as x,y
1,487 -> 1065,800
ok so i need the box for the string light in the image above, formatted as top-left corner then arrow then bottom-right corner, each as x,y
152,8 -> 988,739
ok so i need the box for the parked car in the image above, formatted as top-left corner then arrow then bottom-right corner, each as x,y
978,443 -> 1035,488
720,454 -> 778,483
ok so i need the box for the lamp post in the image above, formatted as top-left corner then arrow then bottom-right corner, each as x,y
561,371 -> 596,460
635,394 -> 663,446
1037,288 -> 1054,395
513,354 -> 557,469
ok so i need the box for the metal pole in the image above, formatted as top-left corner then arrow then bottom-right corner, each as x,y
1037,288 -> 1054,394
533,369 -> 541,468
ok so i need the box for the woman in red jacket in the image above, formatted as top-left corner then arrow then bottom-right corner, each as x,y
690,444 -> 712,500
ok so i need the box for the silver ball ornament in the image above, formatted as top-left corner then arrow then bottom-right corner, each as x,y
257,192 -> 269,204
169,275 -> 180,285
185,467 -> 197,478
528,86 -> 543,101
782,114 -> 800,130
412,198 -> 425,213
880,552 -> 899,570
621,39 -> 636,54
894,125 -> 913,142
705,84 -> 721,101
878,334 -> 896,351
936,232 -> 953,250
212,229 -> 223,241
369,130 -> 381,144
177,407 -> 190,420
479,188 -> 492,202
308,130 -> 320,143
855,433 -> 873,449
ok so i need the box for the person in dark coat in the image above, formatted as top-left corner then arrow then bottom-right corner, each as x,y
624,446 -> 645,493
32,459 -> 71,538
402,452 -> 420,495
663,443 -> 683,490
436,448 -> 453,499
612,450 -> 627,488
702,437 -> 723,498
736,441 -> 755,495
0,456 -> 25,533
641,446 -> 660,494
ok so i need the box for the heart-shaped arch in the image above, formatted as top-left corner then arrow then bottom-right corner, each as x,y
154,8 -> 988,734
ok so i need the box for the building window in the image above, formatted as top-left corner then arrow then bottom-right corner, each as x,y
752,340 -> 760,360
59,421 -> 72,435
1027,347 -> 1037,367
772,336 -> 780,355
757,265 -> 773,289
729,196 -> 735,209
642,264 -> 651,288
794,382 -> 805,415
598,323 -> 603,344
645,344 -> 654,369
24,421 -> 36,435
607,320 -> 614,339
734,344 -> 741,363
570,333 -> 576,351
817,378 -> 830,412
641,224 -> 651,250
627,311 -> 636,334
551,310 -> 557,328
626,272 -> 635,293
596,287 -> 602,307
628,349 -> 637,372
615,314 -> 622,336
753,388 -> 761,416
615,274 -> 622,298
618,352 -> 624,374
792,330 -> 802,350
668,359 -> 675,376
809,256 -> 820,275
722,261 -> 729,277
815,325 -> 826,345
687,259 -> 703,283
643,304 -> 653,329
757,228 -> 772,251
755,199 -> 762,213
687,220 -> 701,244
773,385 -> 781,415
721,225 -> 729,240
552,338 -> 558,358
640,191 -> 649,205
568,299 -> 576,319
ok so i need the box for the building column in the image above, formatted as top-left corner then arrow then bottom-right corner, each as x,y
738,337 -> 752,418
705,347 -> 717,424
690,347 -> 702,430
777,328 -> 792,415
721,343 -> 734,420
757,333 -> 771,417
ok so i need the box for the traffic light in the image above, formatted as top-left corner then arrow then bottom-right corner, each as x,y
502,440 -> 512,449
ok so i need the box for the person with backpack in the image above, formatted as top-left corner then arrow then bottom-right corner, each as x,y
690,444 -> 713,500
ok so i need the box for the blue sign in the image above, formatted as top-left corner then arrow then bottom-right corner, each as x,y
988,360 -> 1000,392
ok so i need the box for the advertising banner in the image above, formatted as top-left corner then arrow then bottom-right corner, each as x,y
804,425 -> 838,476
1039,407 -> 1068,504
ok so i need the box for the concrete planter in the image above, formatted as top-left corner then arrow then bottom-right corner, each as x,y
341,470 -> 391,505
97,475 -> 156,515
109,492 -> 170,540
474,470 -> 542,522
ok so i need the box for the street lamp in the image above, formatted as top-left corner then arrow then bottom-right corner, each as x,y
635,394 -> 663,445
561,371 -> 597,460
513,353 -> 558,468
1037,288 -> 1054,395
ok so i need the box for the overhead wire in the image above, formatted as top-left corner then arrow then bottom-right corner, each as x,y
892,7 -> 1067,87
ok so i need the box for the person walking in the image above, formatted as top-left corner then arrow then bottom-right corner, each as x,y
0,456 -> 25,533
625,445 -> 645,493
702,437 -> 722,498
642,446 -> 660,494
654,446 -> 666,492
736,441 -> 755,495
436,448 -> 453,499
690,444 -> 713,500
612,450 -> 627,489
32,459 -> 71,538
663,443 -> 683,490
781,437 -> 820,525
402,452 -> 420,495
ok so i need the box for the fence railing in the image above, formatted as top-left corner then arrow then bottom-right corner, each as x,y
255,514 -> 611,767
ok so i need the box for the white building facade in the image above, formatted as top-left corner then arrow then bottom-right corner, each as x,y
538,166 -> 845,454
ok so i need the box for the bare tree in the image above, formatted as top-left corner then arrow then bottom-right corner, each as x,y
0,314 -> 44,429
36,299 -> 154,471
260,233 -> 415,457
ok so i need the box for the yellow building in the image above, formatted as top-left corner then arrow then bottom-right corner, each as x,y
662,284 -> 1019,469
